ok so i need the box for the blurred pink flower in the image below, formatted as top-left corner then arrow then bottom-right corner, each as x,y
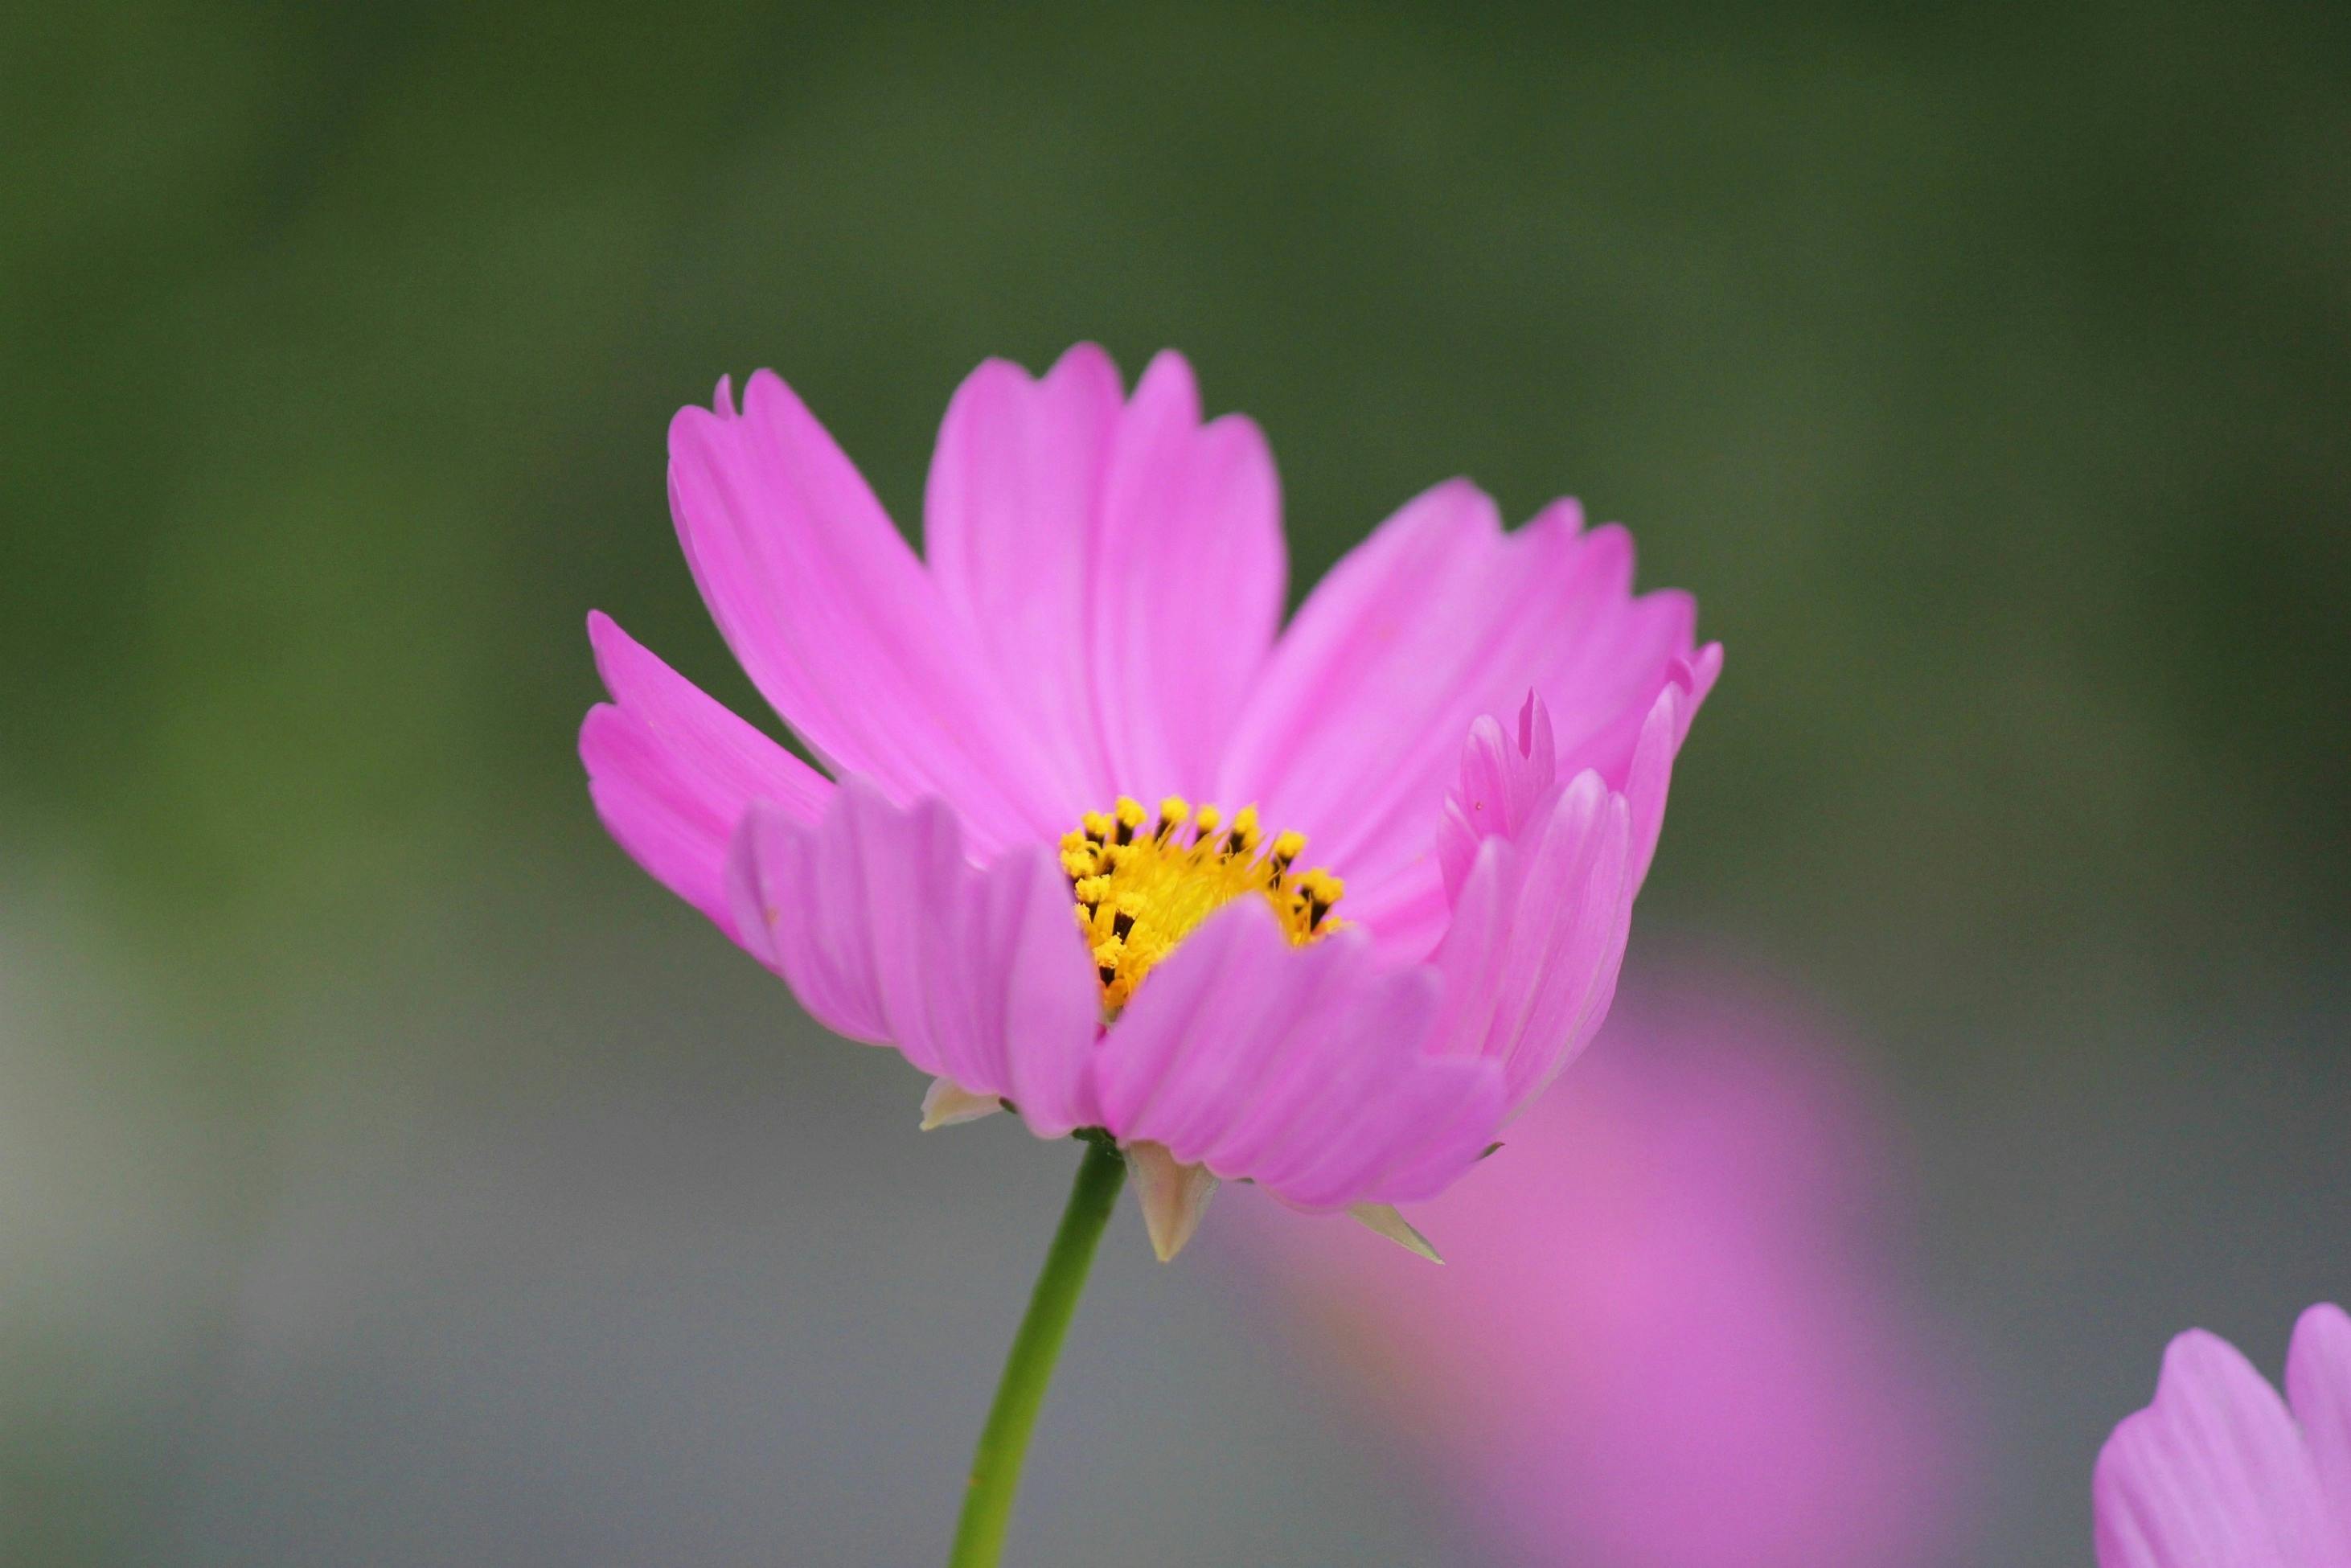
2095,1303 -> 2351,1568
580,344 -> 1717,1254
1229,981 -> 1969,1567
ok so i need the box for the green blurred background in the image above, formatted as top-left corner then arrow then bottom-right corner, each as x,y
5,3 -> 2346,1564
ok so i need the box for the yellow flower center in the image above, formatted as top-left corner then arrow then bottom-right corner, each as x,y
1061,795 -> 1345,1013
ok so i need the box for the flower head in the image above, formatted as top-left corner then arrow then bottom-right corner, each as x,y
2095,1303 -> 2351,1568
581,345 -> 1718,1257
1231,981 -> 1971,1568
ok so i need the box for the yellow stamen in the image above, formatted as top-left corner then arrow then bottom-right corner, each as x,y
1063,799 -> 1344,1012
1225,806 -> 1260,854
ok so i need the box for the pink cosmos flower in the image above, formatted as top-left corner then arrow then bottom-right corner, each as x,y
1229,981 -> 1970,1568
580,344 -> 1717,1258
2095,1303 -> 2351,1568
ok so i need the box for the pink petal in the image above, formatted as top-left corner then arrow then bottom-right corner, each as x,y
725,781 -> 1100,1138
2286,1303 -> 2351,1529
579,611 -> 831,941
667,371 -> 1060,853
1087,351 -> 1285,801
1436,692 -> 1560,905
1331,860 -> 1453,960
925,344 -> 1126,811
925,346 -> 1285,814
2094,1328 -> 2349,1568
1346,642 -> 1714,955
1430,770 -> 1638,1113
1354,647 -> 1714,964
1613,639 -> 1719,894
1091,901 -> 1505,1211
1220,485 -> 1701,926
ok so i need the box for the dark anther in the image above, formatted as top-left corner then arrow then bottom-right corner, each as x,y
1111,909 -> 1135,939
1098,963 -> 1119,986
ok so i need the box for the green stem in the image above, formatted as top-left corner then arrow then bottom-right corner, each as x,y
948,1134 -> 1127,1568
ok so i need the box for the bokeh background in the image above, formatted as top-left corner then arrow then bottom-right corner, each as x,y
6,3 -> 2348,1563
